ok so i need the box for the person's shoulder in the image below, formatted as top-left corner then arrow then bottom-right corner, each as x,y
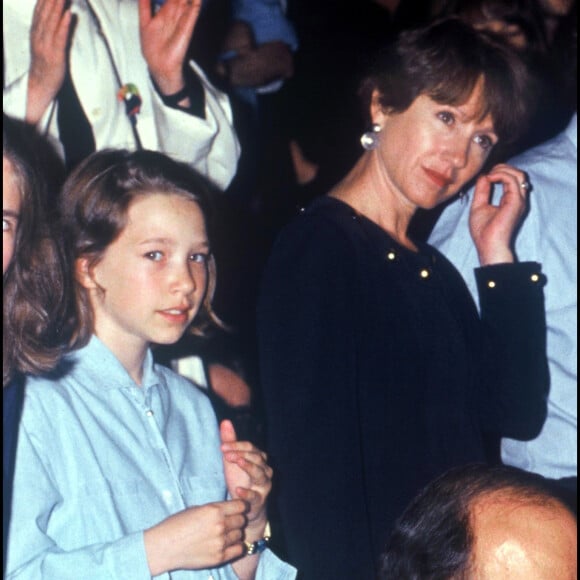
266,196 -> 361,275
510,132 -> 577,220
510,126 -> 576,175
14,361 -> 83,435
277,196 -> 364,245
21,360 -> 77,402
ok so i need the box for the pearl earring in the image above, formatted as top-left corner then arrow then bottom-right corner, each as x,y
360,123 -> 382,151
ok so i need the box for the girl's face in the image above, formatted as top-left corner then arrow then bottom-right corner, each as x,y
3,156 -> 22,275
371,79 -> 497,211
79,192 -> 210,359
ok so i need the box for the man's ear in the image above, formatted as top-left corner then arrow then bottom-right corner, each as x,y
75,257 -> 98,290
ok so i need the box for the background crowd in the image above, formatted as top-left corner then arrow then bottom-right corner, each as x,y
3,0 -> 577,578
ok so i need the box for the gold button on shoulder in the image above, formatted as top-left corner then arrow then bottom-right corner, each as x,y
386,251 -> 397,261
531,273 -> 540,283
419,268 -> 430,279
487,280 -> 496,289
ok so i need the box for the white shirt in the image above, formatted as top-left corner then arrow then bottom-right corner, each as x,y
3,0 -> 241,190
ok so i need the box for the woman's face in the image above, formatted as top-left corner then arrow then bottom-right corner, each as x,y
3,156 -> 21,275
372,80 -> 498,211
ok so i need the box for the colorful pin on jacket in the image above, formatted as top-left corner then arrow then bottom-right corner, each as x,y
117,83 -> 142,117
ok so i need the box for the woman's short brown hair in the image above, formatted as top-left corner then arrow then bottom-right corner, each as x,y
60,149 -> 223,348
360,18 -> 533,154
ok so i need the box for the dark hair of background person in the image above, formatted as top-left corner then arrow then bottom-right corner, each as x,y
432,0 -> 550,52
549,0 -> 577,111
3,116 -> 73,386
58,149 -> 224,349
380,463 -> 576,579
358,17 -> 534,162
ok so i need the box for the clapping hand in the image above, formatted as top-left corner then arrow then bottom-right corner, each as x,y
27,0 -> 72,123
220,419 -> 272,539
144,499 -> 249,575
138,0 -> 201,96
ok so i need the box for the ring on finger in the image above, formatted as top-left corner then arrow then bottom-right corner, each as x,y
520,180 -> 530,192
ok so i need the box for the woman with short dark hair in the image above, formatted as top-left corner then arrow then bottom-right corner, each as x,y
257,18 -> 549,579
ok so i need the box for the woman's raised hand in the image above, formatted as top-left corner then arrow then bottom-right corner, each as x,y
469,163 -> 530,266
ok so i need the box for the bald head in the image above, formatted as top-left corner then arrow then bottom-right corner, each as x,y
470,493 -> 577,579
380,464 -> 577,579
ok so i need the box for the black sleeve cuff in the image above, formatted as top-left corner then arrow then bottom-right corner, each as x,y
151,65 -> 205,119
475,262 -> 546,307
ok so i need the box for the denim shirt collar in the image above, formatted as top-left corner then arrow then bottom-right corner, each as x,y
67,335 -> 162,392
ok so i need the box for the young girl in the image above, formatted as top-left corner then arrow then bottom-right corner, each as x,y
3,117 -> 72,575
6,149 -> 295,579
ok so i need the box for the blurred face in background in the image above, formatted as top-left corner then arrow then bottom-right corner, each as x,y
3,156 -> 21,275
537,0 -> 574,16
472,18 -> 528,49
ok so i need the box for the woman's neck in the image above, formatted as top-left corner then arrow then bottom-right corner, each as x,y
329,153 -> 418,251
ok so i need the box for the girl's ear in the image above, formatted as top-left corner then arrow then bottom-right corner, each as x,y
75,257 -> 97,290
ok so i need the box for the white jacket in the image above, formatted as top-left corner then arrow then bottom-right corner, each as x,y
3,0 -> 240,190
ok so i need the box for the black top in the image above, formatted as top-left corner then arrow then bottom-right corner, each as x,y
3,374 -> 25,577
257,196 -> 548,580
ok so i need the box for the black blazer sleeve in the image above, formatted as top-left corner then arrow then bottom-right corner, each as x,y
475,262 -> 549,440
257,215 -> 375,579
